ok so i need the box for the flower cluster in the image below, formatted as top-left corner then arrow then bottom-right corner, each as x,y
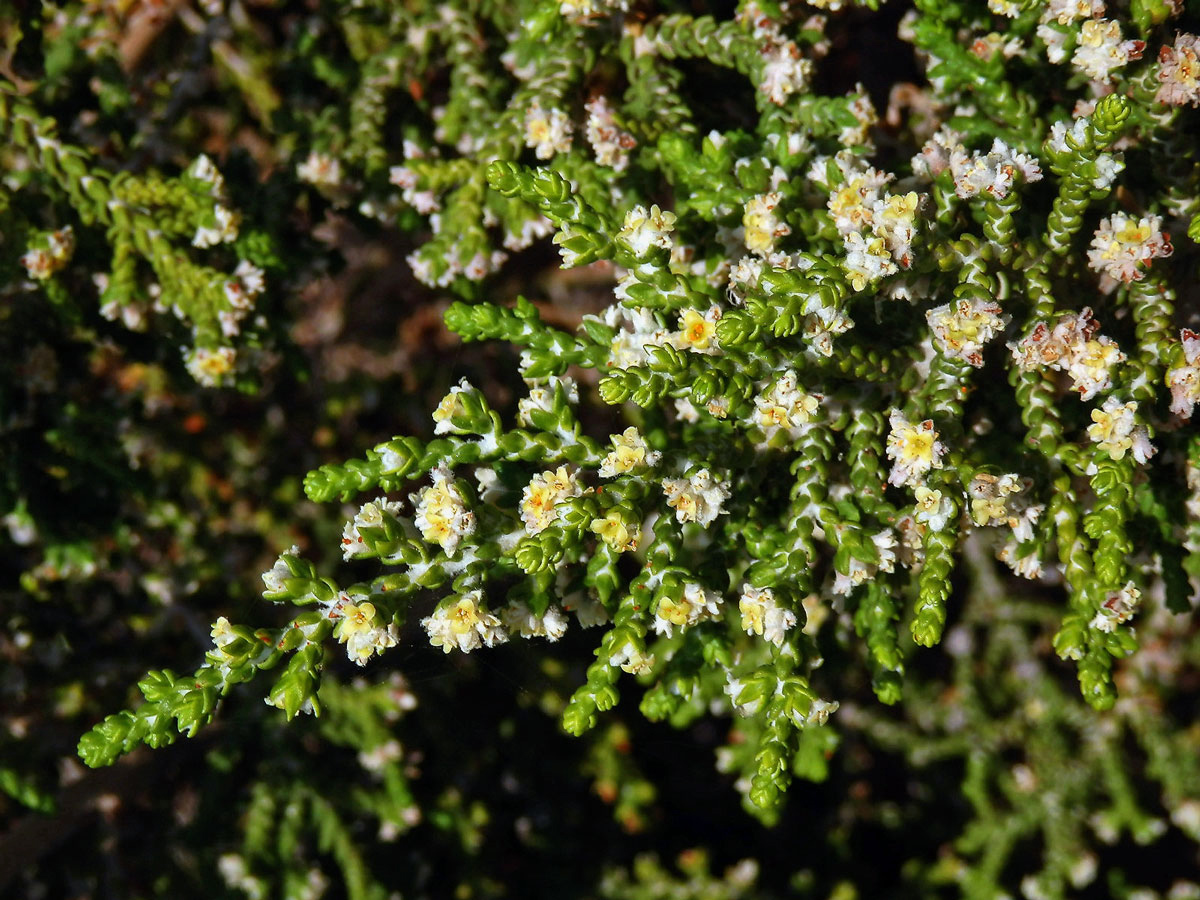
422,591 -> 508,654
1167,329 -> 1200,418
1086,213 -> 1173,287
1009,307 -> 1126,401
1087,398 -> 1156,463
19,227 -> 75,280
661,469 -> 731,526
926,298 -> 1009,367
69,10 -> 1200,894
1157,34 -> 1200,106
885,412 -> 946,487
414,466 -> 477,554
950,139 -> 1043,200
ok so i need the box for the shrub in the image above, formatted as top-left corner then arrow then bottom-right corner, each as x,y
3,0 -> 1199,897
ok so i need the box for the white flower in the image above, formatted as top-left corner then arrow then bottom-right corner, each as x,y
524,102 -> 573,159
297,151 -> 342,187
1041,0 -> 1105,25
192,204 -> 240,248
517,376 -> 579,426
1087,398 -> 1156,463
1157,34 -> 1200,107
412,465 -> 476,555
1087,213 -> 1173,286
336,599 -> 400,666
1090,153 -> 1123,190
841,231 -> 897,290
968,473 -> 1023,526
1089,582 -> 1141,632
949,139 -> 1042,199
971,32 -> 1024,60
1009,307 -> 1125,400
617,204 -> 676,256
565,594 -> 610,628
675,306 -> 723,353
653,582 -> 723,637
584,95 -> 635,169
738,585 -> 796,646
422,591 -> 508,653
595,302 -> 676,369
1046,118 -> 1092,157
261,546 -> 301,594
211,616 -> 238,650
1166,328 -> 1200,418
926,298 -> 1009,367
759,41 -> 812,105
500,601 -> 569,641
912,127 -> 965,179
743,192 -> 790,257
914,486 -> 955,532
520,466 -> 583,534
184,346 -> 236,386
190,154 -> 223,188
559,0 -> 628,24
753,370 -> 821,437
885,411 -> 946,486
724,670 -> 763,717
341,496 -> 403,560
609,641 -> 654,675
599,427 -> 661,477
19,248 -> 56,280
805,698 -> 839,727
1037,23 -> 1071,63
997,540 -> 1044,580
1064,336 -> 1126,401
1071,19 -> 1144,83
431,378 -> 477,435
872,191 -> 921,268
662,469 -> 731,526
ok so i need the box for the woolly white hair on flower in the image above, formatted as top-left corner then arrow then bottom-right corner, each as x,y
523,102 -> 573,159
1071,19 -> 1143,83
421,591 -> 508,654
1087,397 -> 1156,464
599,427 -> 661,478
662,469 -> 731,526
500,601 -> 569,641
520,466 -> 583,534
412,465 -> 476,555
1086,213 -> 1172,287
1166,329 -> 1200,418
949,138 -> 1042,199
926,298 -> 1009,367
653,582 -> 723,637
885,411 -> 946,487
739,585 -> 797,647
341,496 -> 403,560
617,204 -> 675,257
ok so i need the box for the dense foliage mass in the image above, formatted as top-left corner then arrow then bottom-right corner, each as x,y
2,0 -> 1199,898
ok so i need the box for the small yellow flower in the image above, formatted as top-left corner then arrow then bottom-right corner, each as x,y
597,427 -> 662,480
739,597 -> 766,635
449,597 -> 482,636
590,510 -> 638,552
339,602 -> 377,640
656,596 -> 692,627
914,486 -> 942,514
679,309 -> 715,350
